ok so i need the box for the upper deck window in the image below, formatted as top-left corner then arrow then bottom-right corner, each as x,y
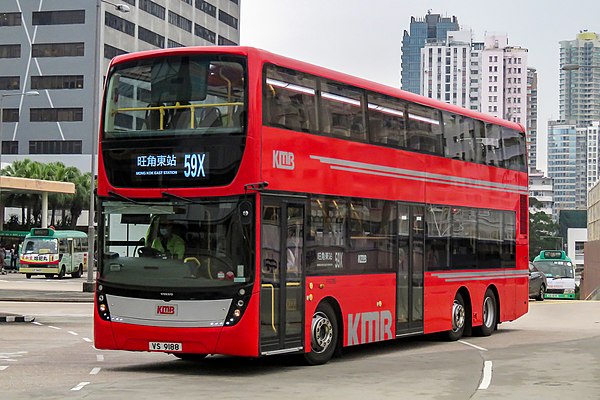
103,55 -> 246,139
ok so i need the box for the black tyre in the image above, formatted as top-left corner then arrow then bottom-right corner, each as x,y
44,274 -> 53,278
173,353 -> 208,361
446,293 -> 466,341
58,266 -> 65,279
475,289 -> 497,337
536,285 -> 545,301
26,273 -> 32,279
304,302 -> 338,365
72,265 -> 83,278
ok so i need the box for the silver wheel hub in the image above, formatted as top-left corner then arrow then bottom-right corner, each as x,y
311,311 -> 333,354
483,297 -> 494,327
452,301 -> 465,332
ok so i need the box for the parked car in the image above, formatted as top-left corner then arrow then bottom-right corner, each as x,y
529,262 -> 547,301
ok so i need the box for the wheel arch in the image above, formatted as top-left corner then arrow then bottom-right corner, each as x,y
318,296 -> 343,353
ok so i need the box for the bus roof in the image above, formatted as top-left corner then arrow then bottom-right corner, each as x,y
25,228 -> 87,239
534,250 -> 570,261
108,46 -> 525,134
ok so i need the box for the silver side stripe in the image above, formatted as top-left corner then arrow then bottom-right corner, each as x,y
431,270 -> 529,283
310,155 -> 528,195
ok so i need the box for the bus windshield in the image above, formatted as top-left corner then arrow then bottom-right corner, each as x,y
533,261 -> 574,279
23,238 -> 58,254
103,55 -> 246,138
99,196 -> 254,290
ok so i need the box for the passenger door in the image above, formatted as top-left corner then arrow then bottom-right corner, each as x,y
396,204 -> 425,334
260,197 -> 305,354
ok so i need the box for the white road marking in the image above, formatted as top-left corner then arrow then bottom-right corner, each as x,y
0,366 -> 8,371
68,331 -> 79,336
48,326 -> 61,330
71,382 -> 91,391
32,321 -> 43,326
83,338 -> 93,343
478,361 -> 493,390
459,340 -> 488,351
90,367 -> 101,375
96,355 -> 104,362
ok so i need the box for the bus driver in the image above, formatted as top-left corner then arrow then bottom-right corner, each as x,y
151,221 -> 185,260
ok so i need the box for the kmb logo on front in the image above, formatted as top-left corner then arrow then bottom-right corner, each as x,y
156,305 -> 177,315
273,150 -> 295,170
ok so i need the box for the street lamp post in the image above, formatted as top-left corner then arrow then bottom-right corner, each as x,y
83,0 -> 130,293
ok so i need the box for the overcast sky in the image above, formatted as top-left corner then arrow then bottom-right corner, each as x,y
240,0 -> 600,173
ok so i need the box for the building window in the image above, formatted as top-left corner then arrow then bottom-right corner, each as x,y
31,75 -> 84,90
168,11 -> 191,32
229,0 -> 239,4
218,35 -> 237,46
30,108 -> 83,122
0,12 -> 21,26
0,76 -> 20,90
195,0 -> 216,17
32,10 -> 85,25
194,23 -> 215,43
180,0 -> 192,4
104,44 -> 127,60
138,26 -> 164,48
122,0 -> 136,4
32,42 -> 84,57
1,141 -> 18,154
0,44 -> 20,58
218,10 -> 238,29
105,12 -> 135,36
1,109 -> 19,123
29,140 -> 82,154
167,39 -> 184,48
139,0 -> 165,20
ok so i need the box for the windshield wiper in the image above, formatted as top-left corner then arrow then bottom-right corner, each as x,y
162,191 -> 192,203
107,190 -> 141,205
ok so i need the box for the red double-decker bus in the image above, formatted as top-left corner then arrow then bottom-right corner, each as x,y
94,46 -> 528,365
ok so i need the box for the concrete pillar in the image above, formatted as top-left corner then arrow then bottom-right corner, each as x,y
41,192 -> 48,228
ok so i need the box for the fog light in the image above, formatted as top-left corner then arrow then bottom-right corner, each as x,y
233,309 -> 241,318
98,294 -> 105,302
237,300 -> 244,307
238,288 -> 245,296
99,304 -> 107,312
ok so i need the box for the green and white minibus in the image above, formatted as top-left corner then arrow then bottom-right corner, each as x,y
19,228 -> 88,279
533,250 -> 576,299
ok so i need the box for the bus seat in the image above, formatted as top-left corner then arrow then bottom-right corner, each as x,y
199,107 -> 223,128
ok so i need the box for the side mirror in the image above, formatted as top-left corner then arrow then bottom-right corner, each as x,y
138,237 -> 146,246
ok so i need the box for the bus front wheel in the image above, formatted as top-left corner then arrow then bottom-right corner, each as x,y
58,266 -> 65,279
304,301 -> 338,365
26,274 -> 32,279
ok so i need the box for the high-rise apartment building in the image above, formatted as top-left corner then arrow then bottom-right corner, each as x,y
0,1 -> 240,173
529,171 -> 553,217
585,121 -> 600,189
559,32 -> 600,126
527,67 -> 538,173
547,121 -> 587,213
401,12 -> 459,94
420,30 -> 470,108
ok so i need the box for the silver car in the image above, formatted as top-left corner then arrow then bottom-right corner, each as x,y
529,262 -> 547,301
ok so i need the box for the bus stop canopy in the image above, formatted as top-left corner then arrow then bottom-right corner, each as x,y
0,176 -> 76,230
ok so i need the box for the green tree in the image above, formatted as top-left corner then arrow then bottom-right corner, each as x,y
0,159 -> 89,229
529,198 -> 560,260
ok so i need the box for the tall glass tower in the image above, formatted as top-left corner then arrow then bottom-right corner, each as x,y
401,11 -> 459,94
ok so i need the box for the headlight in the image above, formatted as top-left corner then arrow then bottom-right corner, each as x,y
564,288 -> 575,294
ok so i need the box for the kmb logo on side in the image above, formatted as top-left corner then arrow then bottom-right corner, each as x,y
156,305 -> 177,315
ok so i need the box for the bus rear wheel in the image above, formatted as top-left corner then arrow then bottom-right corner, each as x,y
304,302 -> 338,365
446,293 -> 466,341
26,274 -> 32,279
72,265 -> 83,278
475,289 -> 497,336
